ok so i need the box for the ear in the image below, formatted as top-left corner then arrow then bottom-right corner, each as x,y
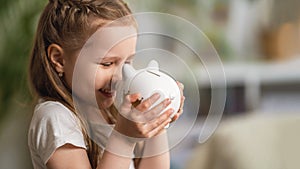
147,60 -> 159,70
47,44 -> 65,73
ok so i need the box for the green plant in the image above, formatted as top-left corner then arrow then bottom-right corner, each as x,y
0,0 -> 46,122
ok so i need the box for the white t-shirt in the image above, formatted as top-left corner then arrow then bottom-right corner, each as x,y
28,100 -> 135,169
28,101 -> 87,168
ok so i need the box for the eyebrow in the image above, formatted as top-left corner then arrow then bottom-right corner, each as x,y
102,53 -> 135,59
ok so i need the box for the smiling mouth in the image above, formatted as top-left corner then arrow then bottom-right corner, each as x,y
99,88 -> 116,98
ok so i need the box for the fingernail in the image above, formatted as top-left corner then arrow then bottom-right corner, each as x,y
179,82 -> 184,89
181,83 -> 184,89
153,93 -> 160,100
164,98 -> 171,106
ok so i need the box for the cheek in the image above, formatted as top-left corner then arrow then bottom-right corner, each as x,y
94,70 -> 112,89
72,63 -> 97,97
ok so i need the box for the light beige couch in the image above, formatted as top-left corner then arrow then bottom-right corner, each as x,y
187,113 -> 300,169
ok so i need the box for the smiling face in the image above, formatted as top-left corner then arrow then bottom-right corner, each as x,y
61,26 -> 137,111
94,35 -> 136,108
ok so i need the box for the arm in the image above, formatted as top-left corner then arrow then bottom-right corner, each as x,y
100,93 -> 173,169
136,81 -> 185,169
98,94 -> 172,169
46,144 -> 91,169
137,153 -> 170,169
46,93 -> 172,169
46,141 -> 135,169
47,81 -> 185,169
97,129 -> 136,169
136,130 -> 170,169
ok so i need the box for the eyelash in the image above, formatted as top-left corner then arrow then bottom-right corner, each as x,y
100,62 -> 113,67
99,60 -> 132,67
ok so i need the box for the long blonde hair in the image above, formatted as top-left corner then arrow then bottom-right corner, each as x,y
28,0 -> 135,168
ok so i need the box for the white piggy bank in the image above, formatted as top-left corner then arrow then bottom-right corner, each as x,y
115,60 -> 181,118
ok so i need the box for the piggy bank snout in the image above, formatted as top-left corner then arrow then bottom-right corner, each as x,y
116,60 -> 181,117
128,72 -> 181,117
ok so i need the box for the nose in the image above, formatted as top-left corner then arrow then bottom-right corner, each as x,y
111,64 -> 123,84
111,64 -> 124,91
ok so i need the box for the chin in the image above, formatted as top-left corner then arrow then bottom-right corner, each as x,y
97,98 -> 115,109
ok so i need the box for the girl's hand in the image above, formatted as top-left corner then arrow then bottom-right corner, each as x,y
171,81 -> 185,122
114,93 -> 173,139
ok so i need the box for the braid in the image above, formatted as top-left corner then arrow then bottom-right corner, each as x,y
45,0 -> 134,50
52,0 -> 97,15
49,0 -> 131,17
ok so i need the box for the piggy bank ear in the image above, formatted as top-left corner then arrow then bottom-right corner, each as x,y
122,64 -> 136,80
147,60 -> 159,70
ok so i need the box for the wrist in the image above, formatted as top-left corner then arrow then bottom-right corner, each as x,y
105,129 -> 137,158
142,131 -> 169,158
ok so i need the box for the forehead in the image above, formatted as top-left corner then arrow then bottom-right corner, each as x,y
105,36 -> 137,57
86,26 -> 137,46
81,26 -> 137,59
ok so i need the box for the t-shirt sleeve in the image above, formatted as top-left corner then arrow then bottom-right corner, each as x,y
30,102 -> 87,164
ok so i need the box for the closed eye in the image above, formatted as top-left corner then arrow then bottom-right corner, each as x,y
100,62 -> 113,67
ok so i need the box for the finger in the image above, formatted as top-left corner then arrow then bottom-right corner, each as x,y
171,114 -> 179,122
135,93 -> 161,112
171,109 -> 183,122
176,81 -> 184,94
148,110 -> 172,138
179,96 -> 185,110
176,81 -> 185,108
129,93 -> 141,102
119,93 -> 141,114
142,98 -> 172,121
146,108 -> 173,134
147,119 -> 171,138
172,101 -> 184,121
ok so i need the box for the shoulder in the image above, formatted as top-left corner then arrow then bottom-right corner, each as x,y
29,100 -> 83,137
30,100 -> 81,128
34,100 -> 74,120
28,100 -> 87,164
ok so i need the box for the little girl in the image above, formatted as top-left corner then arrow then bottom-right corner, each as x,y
28,0 -> 184,169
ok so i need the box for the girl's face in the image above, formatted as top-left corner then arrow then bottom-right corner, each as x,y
63,26 -> 137,110
94,34 -> 136,108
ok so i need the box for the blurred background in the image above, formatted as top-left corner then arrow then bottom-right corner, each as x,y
1,0 -> 300,168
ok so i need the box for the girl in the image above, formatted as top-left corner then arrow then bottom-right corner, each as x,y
28,0 -> 184,169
